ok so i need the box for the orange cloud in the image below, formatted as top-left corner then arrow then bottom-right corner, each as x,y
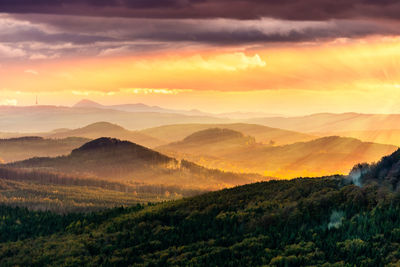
2,36 -> 400,115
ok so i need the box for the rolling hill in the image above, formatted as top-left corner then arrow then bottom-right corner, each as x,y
7,137 -> 266,190
315,129 -> 400,147
46,122 -> 164,147
159,130 -> 398,178
158,128 -> 256,156
0,136 -> 89,163
141,123 -> 315,145
0,105 -> 229,132
248,112 -> 400,133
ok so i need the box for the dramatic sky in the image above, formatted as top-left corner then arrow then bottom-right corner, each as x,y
1,0 -> 400,114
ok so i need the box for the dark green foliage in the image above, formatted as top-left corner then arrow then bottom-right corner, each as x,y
0,204 -> 143,242
0,166 -> 204,213
351,148 -> 400,189
1,177 -> 400,266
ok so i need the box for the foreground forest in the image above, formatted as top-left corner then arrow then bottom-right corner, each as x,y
3,147 -> 400,265
1,177 -> 400,266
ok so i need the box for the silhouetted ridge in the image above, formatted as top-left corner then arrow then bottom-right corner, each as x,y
72,137 -> 174,163
73,137 -> 130,152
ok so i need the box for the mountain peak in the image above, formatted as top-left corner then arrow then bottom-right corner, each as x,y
74,137 -> 127,151
81,122 -> 125,131
73,99 -> 104,108
71,137 -> 174,164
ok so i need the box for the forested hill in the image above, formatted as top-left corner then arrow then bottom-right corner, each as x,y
8,137 -> 177,177
3,172 -> 400,265
6,137 -> 263,190
70,137 -> 174,164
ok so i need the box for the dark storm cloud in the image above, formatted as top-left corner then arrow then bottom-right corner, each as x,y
128,21 -> 400,44
2,13 -> 400,61
2,0 -> 400,60
11,15 -> 400,45
1,0 -> 400,20
0,27 -> 114,44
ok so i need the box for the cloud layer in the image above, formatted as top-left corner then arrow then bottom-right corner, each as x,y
1,1 -> 400,61
2,0 -> 400,20
1,12 -> 400,60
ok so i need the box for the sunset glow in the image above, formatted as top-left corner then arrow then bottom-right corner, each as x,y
0,7 -> 400,115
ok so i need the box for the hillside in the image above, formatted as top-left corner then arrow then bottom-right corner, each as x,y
46,122 -> 164,147
316,129 -> 400,147
0,166 -> 203,213
160,133 -> 398,178
159,128 -> 256,156
3,170 -> 400,265
0,136 -> 89,163
182,128 -> 247,142
248,112 -> 400,133
141,123 -> 315,145
7,137 -> 265,190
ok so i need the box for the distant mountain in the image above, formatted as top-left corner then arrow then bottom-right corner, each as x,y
0,105 -> 229,132
46,122 -> 164,147
8,137 -> 265,190
0,136 -> 89,163
160,132 -> 398,178
73,99 -> 210,116
247,112 -> 400,133
73,99 -> 105,109
141,123 -> 315,145
73,99 -> 280,119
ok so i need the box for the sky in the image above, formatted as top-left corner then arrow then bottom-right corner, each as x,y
1,1 -> 400,115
